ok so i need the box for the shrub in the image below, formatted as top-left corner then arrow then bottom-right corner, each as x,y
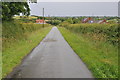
60,23 -> 119,45
2,20 -> 50,51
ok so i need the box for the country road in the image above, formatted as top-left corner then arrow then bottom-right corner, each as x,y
8,27 -> 93,78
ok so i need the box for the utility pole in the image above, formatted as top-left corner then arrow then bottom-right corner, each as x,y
43,8 -> 44,28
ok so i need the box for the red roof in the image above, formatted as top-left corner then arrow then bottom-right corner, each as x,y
82,17 -> 92,23
36,19 -> 46,23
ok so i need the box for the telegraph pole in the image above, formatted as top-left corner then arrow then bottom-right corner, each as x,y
43,8 -> 44,28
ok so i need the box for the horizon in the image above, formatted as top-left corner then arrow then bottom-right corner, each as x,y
18,14 -> 119,17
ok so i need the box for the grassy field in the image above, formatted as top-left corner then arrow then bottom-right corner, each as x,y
58,27 -> 118,78
2,21 -> 52,77
13,16 -> 37,20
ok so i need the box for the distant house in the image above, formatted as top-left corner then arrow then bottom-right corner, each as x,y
98,19 -> 108,24
36,19 -> 46,24
82,17 -> 94,23
82,17 -> 109,24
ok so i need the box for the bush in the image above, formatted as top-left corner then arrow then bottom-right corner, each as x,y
2,20 -> 50,51
46,20 -> 61,26
60,23 -> 119,45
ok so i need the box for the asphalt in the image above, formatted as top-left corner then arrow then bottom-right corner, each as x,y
8,27 -> 93,78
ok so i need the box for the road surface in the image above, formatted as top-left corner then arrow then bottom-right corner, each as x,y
8,27 -> 93,78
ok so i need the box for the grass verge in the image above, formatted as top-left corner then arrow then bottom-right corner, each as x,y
58,27 -> 118,78
2,26 -> 52,77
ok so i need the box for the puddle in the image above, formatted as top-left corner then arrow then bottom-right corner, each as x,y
43,38 -> 57,42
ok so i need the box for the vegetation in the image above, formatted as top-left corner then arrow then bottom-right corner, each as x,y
58,23 -> 118,78
1,1 -> 51,78
13,16 -> 38,23
0,22 -> 1,80
46,20 -> 61,26
45,16 -> 68,22
59,27 -> 118,78
59,23 -> 119,45
1,2 -> 119,78
2,2 -> 30,21
2,21 -> 51,77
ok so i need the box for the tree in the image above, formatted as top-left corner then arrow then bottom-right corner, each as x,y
72,18 -> 80,24
66,18 -> 73,24
2,2 -> 30,21
46,20 -> 61,26
37,16 -> 44,19
29,0 -> 37,3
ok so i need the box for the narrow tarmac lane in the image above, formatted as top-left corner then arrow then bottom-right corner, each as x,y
9,27 -> 93,78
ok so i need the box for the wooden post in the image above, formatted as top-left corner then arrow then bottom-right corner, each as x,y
43,8 -> 44,28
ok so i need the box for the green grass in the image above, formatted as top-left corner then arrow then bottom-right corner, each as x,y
13,16 -> 37,19
58,27 -> 118,78
2,21 -> 52,77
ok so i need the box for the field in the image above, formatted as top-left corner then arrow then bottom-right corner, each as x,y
13,16 -> 37,20
58,23 -> 118,78
2,21 -> 51,77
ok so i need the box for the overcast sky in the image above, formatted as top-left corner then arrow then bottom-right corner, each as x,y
36,0 -> 119,2
29,0 -> 119,16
